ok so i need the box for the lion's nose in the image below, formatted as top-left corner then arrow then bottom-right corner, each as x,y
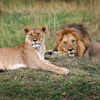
68,48 -> 73,51
33,39 -> 37,42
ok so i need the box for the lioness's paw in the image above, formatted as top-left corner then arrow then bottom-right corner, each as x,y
61,68 -> 70,75
64,69 -> 70,75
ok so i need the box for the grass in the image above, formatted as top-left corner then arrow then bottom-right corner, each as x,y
0,0 -> 100,49
0,0 -> 100,99
0,56 -> 100,99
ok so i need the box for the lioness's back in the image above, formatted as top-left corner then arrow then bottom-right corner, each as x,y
0,46 -> 20,58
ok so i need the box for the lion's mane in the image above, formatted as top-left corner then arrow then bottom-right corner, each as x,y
54,24 -> 91,57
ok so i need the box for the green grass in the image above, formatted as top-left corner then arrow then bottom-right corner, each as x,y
0,56 -> 100,99
0,0 -> 100,99
0,0 -> 100,49
0,10 -> 94,48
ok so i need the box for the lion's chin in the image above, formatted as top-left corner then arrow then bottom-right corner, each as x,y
68,54 -> 75,57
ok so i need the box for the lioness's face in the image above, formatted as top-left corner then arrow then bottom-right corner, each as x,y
60,34 -> 77,57
23,26 -> 47,48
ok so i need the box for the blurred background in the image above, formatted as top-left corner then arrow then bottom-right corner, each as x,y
0,0 -> 100,49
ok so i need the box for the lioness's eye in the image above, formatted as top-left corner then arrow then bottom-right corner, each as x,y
37,33 -> 40,36
72,40 -> 75,43
30,34 -> 32,36
63,42 -> 67,44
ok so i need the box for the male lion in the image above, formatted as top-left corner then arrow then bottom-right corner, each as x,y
0,26 -> 69,74
46,24 -> 100,59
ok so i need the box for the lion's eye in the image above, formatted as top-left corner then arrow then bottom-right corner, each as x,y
72,40 -> 75,43
30,34 -> 32,36
37,33 -> 40,36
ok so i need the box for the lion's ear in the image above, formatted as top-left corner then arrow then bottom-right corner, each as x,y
23,27 -> 31,35
40,26 -> 47,34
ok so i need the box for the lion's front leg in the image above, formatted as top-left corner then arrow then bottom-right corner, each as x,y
45,50 -> 67,56
58,51 -> 67,56
45,50 -> 53,55
52,51 -> 67,56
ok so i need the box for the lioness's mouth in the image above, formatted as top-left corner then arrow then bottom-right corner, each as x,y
32,43 -> 40,48
32,43 -> 40,45
33,43 -> 38,45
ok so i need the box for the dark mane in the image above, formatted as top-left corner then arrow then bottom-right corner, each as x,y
67,23 -> 91,48
67,24 -> 89,35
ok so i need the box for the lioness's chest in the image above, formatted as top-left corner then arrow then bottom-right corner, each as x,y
37,50 -> 44,60
35,46 -> 44,61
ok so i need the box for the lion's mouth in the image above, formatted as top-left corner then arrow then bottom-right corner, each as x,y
68,52 -> 75,57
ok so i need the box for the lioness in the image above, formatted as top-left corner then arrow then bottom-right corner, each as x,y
0,26 -> 69,74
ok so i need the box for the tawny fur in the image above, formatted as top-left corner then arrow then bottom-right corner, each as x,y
54,25 -> 89,57
83,41 -> 100,60
0,26 -> 69,74
47,24 -> 100,60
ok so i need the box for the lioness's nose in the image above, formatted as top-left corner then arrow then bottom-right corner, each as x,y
68,48 -> 73,51
33,39 -> 37,42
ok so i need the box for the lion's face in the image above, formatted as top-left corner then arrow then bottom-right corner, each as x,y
56,28 -> 89,57
23,26 -> 47,48
59,34 -> 77,57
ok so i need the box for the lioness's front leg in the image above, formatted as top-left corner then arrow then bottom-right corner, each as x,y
37,60 -> 69,74
44,60 -> 51,64
26,56 -> 69,74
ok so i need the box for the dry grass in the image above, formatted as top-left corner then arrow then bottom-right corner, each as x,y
0,0 -> 100,49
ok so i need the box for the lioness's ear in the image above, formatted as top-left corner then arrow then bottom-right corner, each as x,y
23,27 -> 31,35
40,26 -> 47,34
